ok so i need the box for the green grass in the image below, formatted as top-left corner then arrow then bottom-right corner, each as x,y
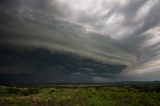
0,85 -> 160,106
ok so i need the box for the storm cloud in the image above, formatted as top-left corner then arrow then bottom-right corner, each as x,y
0,0 -> 160,83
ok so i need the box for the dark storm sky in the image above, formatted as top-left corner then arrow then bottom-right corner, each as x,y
0,0 -> 160,83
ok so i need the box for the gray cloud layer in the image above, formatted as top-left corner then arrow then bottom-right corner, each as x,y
0,0 -> 160,82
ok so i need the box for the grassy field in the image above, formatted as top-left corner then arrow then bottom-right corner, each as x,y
0,82 -> 160,106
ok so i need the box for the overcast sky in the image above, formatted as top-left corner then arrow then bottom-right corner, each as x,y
0,0 -> 160,83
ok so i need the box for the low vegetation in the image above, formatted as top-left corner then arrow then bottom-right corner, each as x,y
0,82 -> 160,106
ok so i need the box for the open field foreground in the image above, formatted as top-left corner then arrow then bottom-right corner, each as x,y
0,83 -> 160,106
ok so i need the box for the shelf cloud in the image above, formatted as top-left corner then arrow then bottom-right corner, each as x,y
0,0 -> 160,83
